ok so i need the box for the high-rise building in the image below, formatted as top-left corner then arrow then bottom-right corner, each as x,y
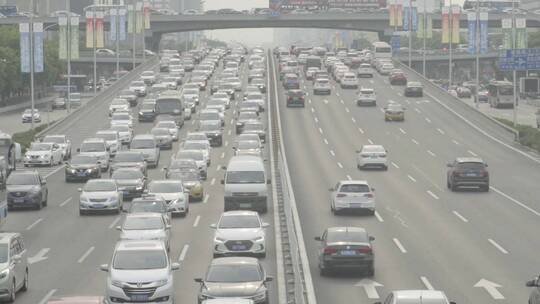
171,0 -> 201,12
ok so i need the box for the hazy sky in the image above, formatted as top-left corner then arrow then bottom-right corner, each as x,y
204,0 -> 274,47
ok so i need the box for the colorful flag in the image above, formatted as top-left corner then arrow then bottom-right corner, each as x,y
70,16 -> 79,59
467,12 -> 476,54
403,6 -> 410,31
127,5 -> 134,34
451,5 -> 460,44
96,11 -> 104,48
442,6 -> 449,43
86,10 -> 94,48
417,13 -> 425,37
109,8 -> 117,41
396,0 -> 403,27
502,18 -> 512,49
389,0 -> 396,27
119,8 -> 127,41
136,2 -> 143,34
425,14 -> 433,38
479,12 -> 488,53
19,23 -> 30,73
58,15 -> 68,60
33,22 -> 44,73
144,2 -> 151,29
516,18 -> 527,49
411,7 -> 418,31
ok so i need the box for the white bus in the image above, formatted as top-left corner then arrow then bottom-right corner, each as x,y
371,41 -> 392,59
487,80 -> 514,108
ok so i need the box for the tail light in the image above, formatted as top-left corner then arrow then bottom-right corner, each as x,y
324,247 -> 337,255
336,193 -> 347,198
480,170 -> 489,177
357,246 -> 372,254
364,193 -> 374,198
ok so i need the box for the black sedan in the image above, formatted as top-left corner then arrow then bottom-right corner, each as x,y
65,155 -> 102,182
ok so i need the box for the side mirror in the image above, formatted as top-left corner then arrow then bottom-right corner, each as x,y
166,225 -> 172,230
447,163 -> 453,167
12,256 -> 21,264
221,165 -> 227,170
369,236 -> 375,241
265,276 -> 273,282
220,179 -> 225,185
99,264 -> 109,272
328,187 -> 333,192
76,148 -> 81,152
171,262 -> 180,271
262,222 -> 270,228
210,223 -> 217,229
484,163 -> 488,167
194,278 -> 203,283
267,179 -> 271,184
115,225 -> 122,231
526,279 -> 538,287
41,180 -> 47,185
77,188 -> 82,192
314,236 -> 322,241
371,187 -> 375,192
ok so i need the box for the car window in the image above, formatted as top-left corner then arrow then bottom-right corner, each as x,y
339,184 -> 370,193
206,264 -> 263,282
6,173 -> 38,185
219,215 -> 260,228
456,162 -> 485,170
113,250 -> 167,270
327,230 -> 368,243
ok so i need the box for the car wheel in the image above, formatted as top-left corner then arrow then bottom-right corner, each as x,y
482,185 -> 490,192
366,265 -> 375,276
21,269 -> 28,292
43,193 -> 48,207
8,280 -> 15,302
383,165 -> 388,171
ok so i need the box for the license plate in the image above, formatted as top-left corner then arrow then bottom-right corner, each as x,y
341,250 -> 357,256
130,295 -> 149,302
466,173 -> 477,177
92,204 -> 105,208
77,172 -> 86,176
239,203 -> 251,208
232,245 -> 247,250
370,156 -> 378,159
13,198 -> 24,203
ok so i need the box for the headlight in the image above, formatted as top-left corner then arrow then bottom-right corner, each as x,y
135,185 -> 143,191
86,168 -> 94,173
80,196 -> 89,203
108,196 -> 118,202
40,154 -> 48,159
214,237 -> 226,243
111,280 -> 125,288
253,236 -> 264,242
69,168 -> 77,173
155,279 -> 168,287
0,269 -> 9,280
139,112 -> 144,116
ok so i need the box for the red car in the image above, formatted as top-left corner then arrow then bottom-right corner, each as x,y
389,71 -> 407,85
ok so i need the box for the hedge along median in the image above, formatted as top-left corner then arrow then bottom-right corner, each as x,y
12,122 -> 55,154
495,118 -> 540,152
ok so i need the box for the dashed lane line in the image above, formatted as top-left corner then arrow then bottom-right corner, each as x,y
411,139 -> 419,145
337,162 -> 343,168
407,175 -> 417,182
488,239 -> 509,254
427,150 -> 436,157
453,210 -> 469,223
393,238 -> 407,253
425,117 -> 432,123
374,211 -> 384,222
178,244 -> 190,262
368,139 -> 374,144
351,117 -> 356,123
193,215 -> 201,228
211,178 -> 216,185
468,150 -> 478,156
77,246 -> 95,263
358,128 -> 364,134
437,128 -> 445,135
399,128 -> 406,134
452,139 -> 460,145
330,150 -> 336,157
391,162 -> 400,169
26,218 -> 43,231
346,175 -> 352,180
203,194 -> 210,204
38,289 -> 58,304
420,276 -> 435,290
324,138 -> 329,145
427,190 -> 440,200
59,197 -> 72,207
108,216 -> 121,229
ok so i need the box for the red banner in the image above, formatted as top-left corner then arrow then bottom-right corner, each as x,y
451,5 -> 460,44
85,11 -> 93,48
95,11 -> 104,48
441,6 -> 449,43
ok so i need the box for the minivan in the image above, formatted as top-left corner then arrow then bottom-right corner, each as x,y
222,156 -> 270,213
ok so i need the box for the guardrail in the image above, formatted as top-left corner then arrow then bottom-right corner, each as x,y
36,56 -> 158,137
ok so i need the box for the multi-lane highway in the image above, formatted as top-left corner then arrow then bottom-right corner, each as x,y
272,53 -> 540,303
2,56 -> 278,304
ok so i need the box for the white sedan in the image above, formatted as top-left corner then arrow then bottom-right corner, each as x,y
330,180 -> 376,215
356,145 -> 388,170
24,142 -> 63,167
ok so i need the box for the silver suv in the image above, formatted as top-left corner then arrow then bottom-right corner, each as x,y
0,233 -> 28,302
100,240 -> 179,304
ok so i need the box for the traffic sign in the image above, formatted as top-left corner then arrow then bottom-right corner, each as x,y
499,48 -> 540,71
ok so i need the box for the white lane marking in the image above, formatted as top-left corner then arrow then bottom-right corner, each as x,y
420,276 -> 435,290
178,244 -> 189,262
453,210 -> 469,222
203,194 -> 210,204
38,289 -> 58,304
306,92 -> 309,96
415,108 -> 421,113
228,130 -> 232,136
330,150 -> 336,157
77,246 -> 95,263
488,239 -> 509,254
392,238 -> 407,253
425,117 -> 432,123
369,79 -> 374,84
108,216 -> 121,229
427,190 -> 439,200
407,175 -> 417,182
230,118 -> 234,124
311,107 -> 315,113
358,127 -> 364,134
345,107 -> 350,113
374,211 -> 384,222
211,178 -> 216,185
59,197 -> 72,207
318,127 -> 323,134
323,99 -> 328,104
346,175 -> 352,180
44,165 -> 66,178
397,92 -> 403,97
452,139 -> 460,145
224,140 -> 229,147
336,92 -> 340,97
437,128 -> 445,135
314,117 -> 319,123
220,152 -> 225,159
351,117 -> 356,123
427,150 -> 436,157
490,186 -> 540,217
26,218 -> 43,230
367,139 -> 374,144
191,120 -> 195,125
474,279 -> 505,300
193,215 -> 201,227
411,139 -> 419,145
308,99 -> 312,104
406,100 -> 411,104
355,279 -> 383,299
468,150 -> 478,156
340,99 -> 344,104
29,248 -> 50,264
399,128 -> 406,134
337,162 -> 343,168
324,138 -> 329,145
391,162 -> 400,169
379,107 -> 385,113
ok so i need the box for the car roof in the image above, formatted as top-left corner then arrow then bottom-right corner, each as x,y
227,156 -> 265,170
222,210 -> 259,217
327,226 -> 367,234
455,157 -> 484,163
132,134 -> 155,140
0,233 -> 20,244
82,138 -> 106,143
125,212 -> 163,219
339,180 -> 369,186
115,240 -> 166,251
202,299 -> 254,304
211,256 -> 259,266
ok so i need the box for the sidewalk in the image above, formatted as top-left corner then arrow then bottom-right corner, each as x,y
460,96 -> 538,128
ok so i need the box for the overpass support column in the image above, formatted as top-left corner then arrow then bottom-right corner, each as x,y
148,33 -> 162,52
377,31 -> 388,43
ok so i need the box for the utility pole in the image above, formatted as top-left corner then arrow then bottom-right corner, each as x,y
67,0 -> 72,113
474,0 -> 480,109
30,0 -> 35,131
512,0 -> 518,127
408,0 -> 412,68
422,0 -> 427,76
448,0 -> 453,89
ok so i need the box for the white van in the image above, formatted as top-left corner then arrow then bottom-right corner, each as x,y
222,156 -> 270,213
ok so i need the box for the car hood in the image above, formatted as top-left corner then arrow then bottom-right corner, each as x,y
7,185 -> 39,193
204,282 -> 263,297
26,151 -> 51,157
130,148 -> 156,157
216,228 -> 264,240
81,191 -> 117,200
111,268 -> 169,283
115,179 -> 143,187
80,152 -> 107,157
149,192 -> 185,201
120,229 -> 166,240
69,164 -> 99,170
112,162 -> 144,168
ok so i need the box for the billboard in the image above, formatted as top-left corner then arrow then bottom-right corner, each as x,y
279,0 -> 383,8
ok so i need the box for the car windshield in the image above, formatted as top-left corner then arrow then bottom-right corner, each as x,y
339,184 -> 370,193
200,122 -> 220,131
237,141 -> 259,149
71,155 -> 98,165
115,153 -> 143,162
239,112 -> 258,120
151,128 -> 170,136
6,173 -> 38,185
206,264 -> 262,282
184,89 -> 199,95
177,151 -> 204,161
131,139 -> 155,149
219,215 -> 260,228
111,125 -> 129,132
112,113 -> 130,120
30,143 -> 52,151
247,94 -> 263,101
130,201 -> 167,213
42,136 -> 65,144
113,250 -> 167,270
141,103 -> 154,110
120,90 -> 134,96
111,99 -> 127,105
456,162 -> 485,170
123,216 -> 164,230
131,81 -> 144,86
148,182 -> 183,193
112,170 -> 143,179
184,142 -> 206,150
244,123 -> 263,131
84,180 -> 116,191
80,142 -> 105,152
156,99 -> 182,114
327,230 -> 368,243
96,133 -> 117,140
0,244 -> 7,263
226,171 -> 265,184
156,122 -> 176,129
170,170 -> 199,181
387,105 -> 403,111
200,112 -> 219,120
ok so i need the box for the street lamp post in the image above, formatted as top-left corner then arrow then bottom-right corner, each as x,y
422,0 -> 427,76
511,0 -> 518,127
408,0 -> 412,68
475,0 -> 480,109
448,0 -> 453,89
30,0 -> 35,132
